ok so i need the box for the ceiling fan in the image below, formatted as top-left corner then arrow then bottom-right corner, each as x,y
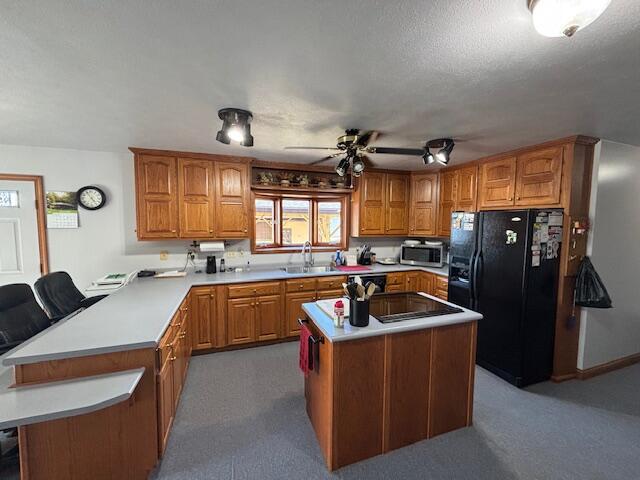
285,129 -> 453,177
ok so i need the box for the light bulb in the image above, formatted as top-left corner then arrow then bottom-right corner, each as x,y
227,125 -> 245,143
529,0 -> 611,38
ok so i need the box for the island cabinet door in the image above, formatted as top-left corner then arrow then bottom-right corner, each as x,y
255,294 -> 281,341
428,321 -> 477,438
227,297 -> 256,345
285,291 -> 317,337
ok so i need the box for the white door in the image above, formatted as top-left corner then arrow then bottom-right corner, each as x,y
0,180 -> 42,286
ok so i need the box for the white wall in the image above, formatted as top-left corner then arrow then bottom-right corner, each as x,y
577,140 -> 640,370
0,144 -> 416,289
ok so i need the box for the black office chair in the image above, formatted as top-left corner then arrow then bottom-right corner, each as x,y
0,283 -> 52,355
34,271 -> 107,319
0,283 -> 53,468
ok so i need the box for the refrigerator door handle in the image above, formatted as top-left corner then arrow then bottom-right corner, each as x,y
469,250 -> 477,309
473,251 -> 483,306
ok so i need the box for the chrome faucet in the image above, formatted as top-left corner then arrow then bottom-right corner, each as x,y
301,241 -> 314,267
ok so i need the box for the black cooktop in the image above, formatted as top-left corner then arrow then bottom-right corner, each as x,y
370,292 -> 463,323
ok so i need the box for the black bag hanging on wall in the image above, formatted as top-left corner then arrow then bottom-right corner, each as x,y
575,257 -> 613,308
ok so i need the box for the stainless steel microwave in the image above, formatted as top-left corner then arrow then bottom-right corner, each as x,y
400,244 -> 444,267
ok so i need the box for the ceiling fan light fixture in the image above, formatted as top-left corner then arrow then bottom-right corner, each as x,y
423,150 -> 435,165
352,155 -> 365,174
527,0 -> 611,38
216,108 -> 254,146
335,157 -> 350,177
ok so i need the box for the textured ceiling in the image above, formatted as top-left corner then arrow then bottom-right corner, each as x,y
1,0 -> 639,169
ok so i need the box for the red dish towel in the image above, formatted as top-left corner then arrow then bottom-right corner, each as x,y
299,323 -> 313,377
335,265 -> 372,272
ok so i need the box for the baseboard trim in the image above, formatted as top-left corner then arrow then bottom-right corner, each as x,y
576,352 -> 640,380
551,373 -> 577,383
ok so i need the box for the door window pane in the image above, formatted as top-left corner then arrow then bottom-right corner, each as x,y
317,201 -> 342,244
0,190 -> 19,207
255,199 -> 275,246
282,199 -> 310,245
0,219 -> 22,273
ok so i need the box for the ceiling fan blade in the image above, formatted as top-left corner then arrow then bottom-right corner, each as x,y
310,153 -> 342,165
284,146 -> 342,151
366,146 -> 425,156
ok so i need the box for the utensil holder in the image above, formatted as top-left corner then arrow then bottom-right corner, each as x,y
349,299 -> 370,327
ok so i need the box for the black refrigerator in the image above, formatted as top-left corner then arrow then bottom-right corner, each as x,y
448,209 -> 563,387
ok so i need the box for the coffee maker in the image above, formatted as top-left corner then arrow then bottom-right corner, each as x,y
206,256 -> 217,274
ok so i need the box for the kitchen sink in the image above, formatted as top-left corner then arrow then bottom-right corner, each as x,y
280,265 -> 336,274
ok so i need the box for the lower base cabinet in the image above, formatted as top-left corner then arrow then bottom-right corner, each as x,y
286,291 -> 317,337
227,287 -> 283,344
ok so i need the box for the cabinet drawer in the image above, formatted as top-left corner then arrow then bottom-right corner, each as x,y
316,275 -> 347,291
158,321 -> 179,366
227,281 -> 281,298
386,272 -> 406,286
435,275 -> 448,291
285,278 -> 317,293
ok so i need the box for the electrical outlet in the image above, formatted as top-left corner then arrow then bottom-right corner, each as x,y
160,250 -> 169,261
226,251 -> 239,258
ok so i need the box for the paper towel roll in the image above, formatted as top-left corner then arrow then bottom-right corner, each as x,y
199,241 -> 225,252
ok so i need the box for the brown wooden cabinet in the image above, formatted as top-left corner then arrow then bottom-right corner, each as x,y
434,275 -> 449,301
132,149 -> 251,240
226,281 -> 283,344
477,146 -> 564,209
214,161 -> 250,238
420,272 -> 436,295
157,336 -> 175,456
286,291 -> 317,337
178,158 -> 215,238
409,173 -> 438,236
515,146 -> 563,206
191,286 -> 217,350
478,156 -> 517,208
255,294 -> 282,342
135,154 -> 179,239
385,173 -> 410,235
227,297 -> 256,345
352,172 -> 409,236
437,166 -> 477,236
405,271 -> 421,292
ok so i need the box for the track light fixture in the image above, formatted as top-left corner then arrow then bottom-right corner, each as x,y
423,138 -> 455,165
216,108 -> 254,146
335,156 -> 350,177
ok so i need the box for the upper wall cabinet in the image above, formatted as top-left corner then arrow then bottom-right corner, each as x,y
351,171 -> 409,237
478,146 -> 563,209
409,173 -> 438,237
437,166 -> 477,237
132,149 -> 251,241
136,155 -> 179,239
214,162 -> 250,238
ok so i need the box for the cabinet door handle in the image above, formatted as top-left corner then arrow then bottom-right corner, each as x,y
171,229 -> 177,233
209,230 -> 213,233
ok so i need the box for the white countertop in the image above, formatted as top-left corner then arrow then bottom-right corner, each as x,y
301,292 -> 481,342
0,365 -> 144,429
2,263 -> 448,366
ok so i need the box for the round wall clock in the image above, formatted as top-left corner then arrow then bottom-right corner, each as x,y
77,185 -> 106,210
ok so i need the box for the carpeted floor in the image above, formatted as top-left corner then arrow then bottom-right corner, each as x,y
149,342 -> 640,480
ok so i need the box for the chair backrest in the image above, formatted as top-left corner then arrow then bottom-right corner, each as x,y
0,283 -> 51,353
34,271 -> 86,318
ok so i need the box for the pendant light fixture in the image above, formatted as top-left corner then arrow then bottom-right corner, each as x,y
216,108 -> 254,146
527,0 -> 611,37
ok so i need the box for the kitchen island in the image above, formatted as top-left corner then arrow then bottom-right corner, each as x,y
301,293 -> 481,470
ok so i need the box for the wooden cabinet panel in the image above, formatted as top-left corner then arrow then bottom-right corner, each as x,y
435,275 -> 448,301
386,272 -> 406,288
136,155 -> 179,239
456,166 -> 477,212
157,353 -> 174,456
358,172 -> 386,235
191,287 -> 216,350
285,291 -> 316,337
227,281 -> 281,298
214,161 -> 250,238
316,275 -> 347,291
405,271 -> 421,292
285,277 -> 317,293
409,173 -> 438,236
227,297 -> 256,345
478,157 -> 516,209
178,158 -> 215,238
316,289 -> 345,300
385,174 -> 409,235
255,294 -> 281,341
515,147 -> 563,206
428,322 -> 476,438
420,272 -> 435,295
437,171 -> 457,237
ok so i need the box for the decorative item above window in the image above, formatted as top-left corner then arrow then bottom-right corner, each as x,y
252,165 -> 351,193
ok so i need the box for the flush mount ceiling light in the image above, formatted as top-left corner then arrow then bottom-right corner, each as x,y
527,0 -> 611,37
216,108 -> 254,146
423,138 -> 455,165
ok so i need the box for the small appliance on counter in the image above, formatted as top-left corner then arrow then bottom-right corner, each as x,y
357,245 -> 374,265
206,256 -> 217,274
400,240 -> 444,267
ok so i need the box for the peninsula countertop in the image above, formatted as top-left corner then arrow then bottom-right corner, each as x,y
301,292 -> 481,342
2,263 -> 448,367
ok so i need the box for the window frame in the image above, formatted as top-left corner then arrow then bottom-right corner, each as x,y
251,191 -> 349,254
